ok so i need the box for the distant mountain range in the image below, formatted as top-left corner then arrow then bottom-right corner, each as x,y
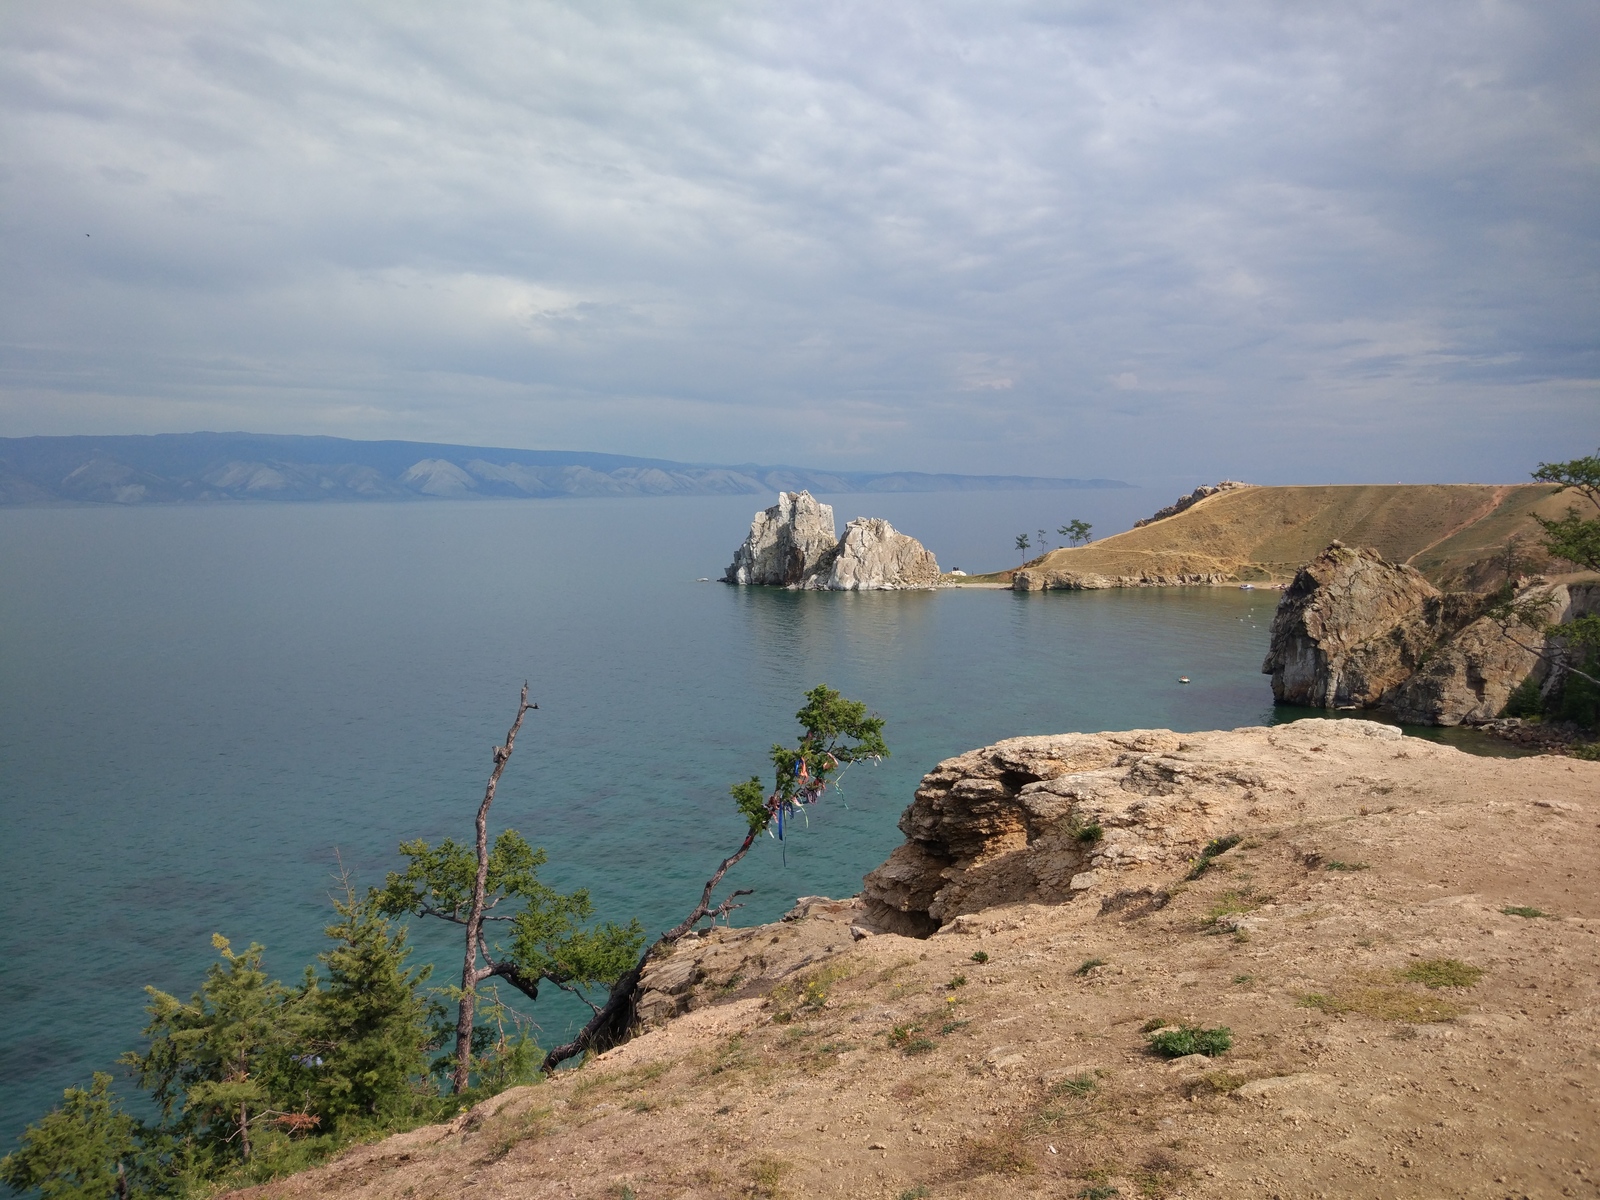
0,434 -> 1130,505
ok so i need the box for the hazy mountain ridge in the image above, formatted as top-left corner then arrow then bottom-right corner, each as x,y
0,434 -> 1129,504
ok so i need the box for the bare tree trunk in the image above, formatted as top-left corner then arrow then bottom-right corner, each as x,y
541,827 -> 760,1072
453,684 -> 536,1094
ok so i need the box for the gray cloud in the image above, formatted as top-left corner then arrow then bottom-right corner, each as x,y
1,0 -> 1595,485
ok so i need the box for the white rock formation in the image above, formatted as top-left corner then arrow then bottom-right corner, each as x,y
722,491 -> 839,586
722,493 -> 942,589
824,517 -> 941,590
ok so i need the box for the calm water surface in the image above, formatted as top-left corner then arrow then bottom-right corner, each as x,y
1,492 -> 1286,1141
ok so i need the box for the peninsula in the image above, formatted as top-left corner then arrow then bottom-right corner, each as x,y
969,481 -> 1573,592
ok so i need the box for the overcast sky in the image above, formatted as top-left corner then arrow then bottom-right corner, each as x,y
2,1 -> 1595,486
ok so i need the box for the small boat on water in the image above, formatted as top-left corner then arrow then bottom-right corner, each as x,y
1178,676 -> 1191,684
1239,583 -> 1254,590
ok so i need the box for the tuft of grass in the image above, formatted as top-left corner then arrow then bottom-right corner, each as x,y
1501,905 -> 1549,919
1400,958 -> 1483,989
946,973 -> 968,988
745,1154 -> 791,1198
1078,1187 -> 1120,1199
1232,974 -> 1254,985
1146,1025 -> 1232,1058
1074,958 -> 1106,976
898,1188 -> 931,1200
1324,860 -> 1369,871
1050,1072 -> 1098,1097
905,1037 -> 936,1055
971,950 -> 989,964
887,1023 -> 924,1051
1139,1017 -> 1170,1034
1205,890 -> 1258,921
1074,821 -> 1105,845
1299,988 -> 1461,1022
1186,833 -> 1243,880
960,1133 -> 1035,1176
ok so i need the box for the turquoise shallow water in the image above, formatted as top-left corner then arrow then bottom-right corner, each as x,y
0,492 -> 1285,1143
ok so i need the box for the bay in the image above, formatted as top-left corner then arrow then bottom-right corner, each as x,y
0,489 -> 1278,1144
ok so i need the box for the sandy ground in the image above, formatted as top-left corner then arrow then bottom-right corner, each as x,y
229,724 -> 1599,1200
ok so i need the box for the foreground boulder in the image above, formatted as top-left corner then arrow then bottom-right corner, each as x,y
721,490 -> 839,586
722,492 -> 940,589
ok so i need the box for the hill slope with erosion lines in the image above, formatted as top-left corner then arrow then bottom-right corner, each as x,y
996,483 -> 1572,590
226,720 -> 1598,1200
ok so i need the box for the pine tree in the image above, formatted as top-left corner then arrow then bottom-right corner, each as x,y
0,1074 -> 136,1200
122,936 -> 301,1165
306,882 -> 441,1128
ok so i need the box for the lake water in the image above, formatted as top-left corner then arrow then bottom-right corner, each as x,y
1,489 -> 1291,1143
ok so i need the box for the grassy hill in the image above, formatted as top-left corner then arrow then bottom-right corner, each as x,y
976,483 -> 1575,589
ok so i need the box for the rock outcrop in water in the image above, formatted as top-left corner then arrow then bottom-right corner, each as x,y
721,492 -> 940,589
1262,542 -> 1598,725
824,517 -> 941,590
721,491 -> 840,586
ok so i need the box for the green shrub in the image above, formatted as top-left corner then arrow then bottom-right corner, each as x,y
1074,958 -> 1106,976
1501,905 -> 1548,919
1502,674 -> 1544,718
970,950 -> 989,964
1146,1025 -> 1232,1058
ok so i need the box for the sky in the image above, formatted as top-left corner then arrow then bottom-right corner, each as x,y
2,0 -> 1596,487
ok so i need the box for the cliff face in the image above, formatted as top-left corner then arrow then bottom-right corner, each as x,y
1260,543 -> 1469,708
1261,543 -> 1596,725
721,491 -> 839,586
824,517 -> 941,590
722,493 -> 940,590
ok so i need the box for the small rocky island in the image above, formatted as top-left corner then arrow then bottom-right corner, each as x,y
722,490 -> 941,590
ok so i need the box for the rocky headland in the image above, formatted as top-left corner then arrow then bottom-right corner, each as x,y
1262,541 -> 1600,727
230,720 -> 1598,1200
963,481 -> 1575,592
722,491 -> 941,590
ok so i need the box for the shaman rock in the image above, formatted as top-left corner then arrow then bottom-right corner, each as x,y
824,517 -> 940,590
722,491 -> 839,587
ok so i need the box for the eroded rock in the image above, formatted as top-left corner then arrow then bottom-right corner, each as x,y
722,491 -> 839,586
824,517 -> 940,590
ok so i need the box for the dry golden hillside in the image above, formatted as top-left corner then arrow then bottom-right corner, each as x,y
976,483 -> 1574,589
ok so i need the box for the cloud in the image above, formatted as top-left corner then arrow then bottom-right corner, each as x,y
0,0 -> 1595,483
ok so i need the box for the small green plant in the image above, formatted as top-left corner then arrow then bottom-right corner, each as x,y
1139,1017 -> 1170,1033
971,950 -> 989,964
1401,959 -> 1484,989
1074,820 -> 1105,844
1324,860 -> 1369,871
904,1037 -> 936,1055
1572,741 -> 1600,761
1232,973 -> 1254,985
1146,1025 -> 1232,1058
898,1188 -> 931,1200
940,1019 -> 970,1034
946,973 -> 968,989
1075,958 -> 1106,976
746,1154 -> 791,1198
887,1023 -> 922,1049
1078,1187 -> 1120,1199
1186,834 -> 1242,880
1501,905 -> 1549,919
